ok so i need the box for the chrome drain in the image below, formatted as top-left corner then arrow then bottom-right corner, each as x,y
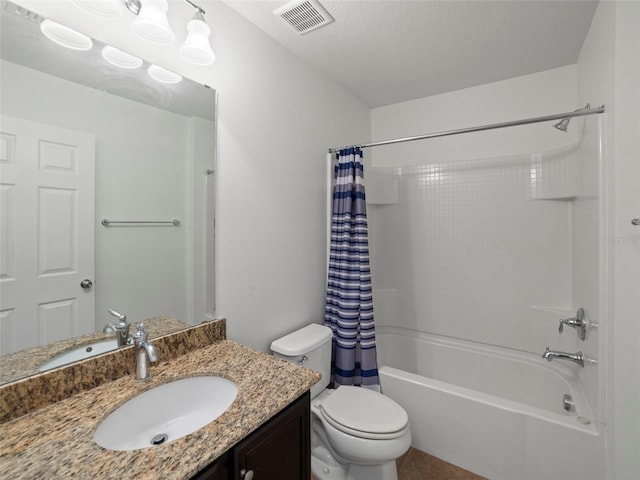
151,433 -> 168,445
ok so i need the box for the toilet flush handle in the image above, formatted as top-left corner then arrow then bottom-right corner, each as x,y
298,355 -> 308,364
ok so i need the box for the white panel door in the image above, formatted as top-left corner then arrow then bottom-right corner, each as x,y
0,115 -> 95,355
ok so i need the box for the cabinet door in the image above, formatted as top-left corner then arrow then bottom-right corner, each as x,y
233,392 -> 310,480
191,451 -> 231,480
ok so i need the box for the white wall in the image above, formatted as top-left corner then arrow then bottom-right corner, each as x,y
186,117 -> 217,324
370,66 -> 579,166
206,3 -> 370,352
0,59 -> 199,331
611,4 -> 640,477
368,147 -> 581,348
578,2 -> 640,479
11,0 -> 371,353
368,66 -> 585,353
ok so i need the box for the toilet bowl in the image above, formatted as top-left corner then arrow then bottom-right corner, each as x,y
271,324 -> 411,480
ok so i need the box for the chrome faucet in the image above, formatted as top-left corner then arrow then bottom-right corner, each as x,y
542,347 -> 585,367
132,323 -> 159,381
103,309 -> 132,347
558,307 -> 587,340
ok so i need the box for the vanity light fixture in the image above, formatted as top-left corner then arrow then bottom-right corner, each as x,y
121,0 -> 215,65
40,19 -> 93,51
102,45 -> 143,69
72,0 -> 122,18
147,64 -> 182,84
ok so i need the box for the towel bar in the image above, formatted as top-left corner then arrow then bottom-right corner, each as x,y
101,219 -> 180,226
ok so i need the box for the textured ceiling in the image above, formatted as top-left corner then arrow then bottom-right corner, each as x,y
222,0 -> 599,108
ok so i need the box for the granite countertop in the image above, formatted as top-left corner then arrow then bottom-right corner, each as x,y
0,340 -> 321,479
0,315 -> 189,384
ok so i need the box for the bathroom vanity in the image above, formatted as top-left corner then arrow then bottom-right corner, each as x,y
0,319 -> 319,479
192,392 -> 310,480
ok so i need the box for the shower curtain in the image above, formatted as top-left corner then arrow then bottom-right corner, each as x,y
324,147 -> 380,390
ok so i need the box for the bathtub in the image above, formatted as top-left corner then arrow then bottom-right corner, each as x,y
376,327 -> 606,480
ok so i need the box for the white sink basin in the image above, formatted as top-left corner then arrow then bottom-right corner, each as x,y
38,339 -> 119,372
93,376 -> 238,451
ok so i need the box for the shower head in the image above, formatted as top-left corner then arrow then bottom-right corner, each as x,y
553,117 -> 571,132
553,103 -> 591,133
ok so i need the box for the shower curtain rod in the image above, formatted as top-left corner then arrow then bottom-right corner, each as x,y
328,104 -> 605,154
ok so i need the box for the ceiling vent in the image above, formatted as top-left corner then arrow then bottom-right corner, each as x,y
274,0 -> 334,35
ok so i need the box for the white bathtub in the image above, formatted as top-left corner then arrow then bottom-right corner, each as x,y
376,327 -> 606,480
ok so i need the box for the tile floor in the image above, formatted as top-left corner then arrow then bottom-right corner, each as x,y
310,447 -> 487,480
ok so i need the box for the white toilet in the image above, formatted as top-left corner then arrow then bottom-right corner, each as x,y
271,323 -> 411,480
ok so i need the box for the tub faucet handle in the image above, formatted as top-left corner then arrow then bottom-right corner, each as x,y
558,307 -> 587,340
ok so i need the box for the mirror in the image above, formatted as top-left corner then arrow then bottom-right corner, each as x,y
0,0 -> 216,384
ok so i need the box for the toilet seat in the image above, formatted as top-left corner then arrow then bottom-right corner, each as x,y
319,386 -> 408,440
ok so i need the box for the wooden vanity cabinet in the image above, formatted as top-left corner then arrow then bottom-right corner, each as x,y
191,391 -> 311,480
191,451 -> 231,480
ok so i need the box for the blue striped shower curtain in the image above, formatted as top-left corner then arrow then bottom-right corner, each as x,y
324,147 -> 380,390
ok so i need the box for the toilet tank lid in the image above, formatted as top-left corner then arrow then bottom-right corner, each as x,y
270,324 -> 333,356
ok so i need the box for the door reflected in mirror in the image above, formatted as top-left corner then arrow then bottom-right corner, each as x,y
0,0 -> 216,384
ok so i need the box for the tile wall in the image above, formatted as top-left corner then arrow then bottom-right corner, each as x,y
368,145 -> 583,355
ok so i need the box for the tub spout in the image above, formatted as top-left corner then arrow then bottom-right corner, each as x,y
542,347 -> 585,367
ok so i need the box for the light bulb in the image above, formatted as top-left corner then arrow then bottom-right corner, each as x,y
102,46 -> 143,69
40,19 -> 93,51
148,64 -> 182,84
179,14 -> 215,66
132,0 -> 174,45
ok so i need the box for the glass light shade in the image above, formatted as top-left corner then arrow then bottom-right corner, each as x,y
102,46 -> 143,69
147,64 -> 182,84
132,0 -> 174,45
179,17 -> 215,66
40,19 -> 93,51
72,0 -> 122,17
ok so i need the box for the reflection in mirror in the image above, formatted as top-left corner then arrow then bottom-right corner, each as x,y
0,0 -> 216,384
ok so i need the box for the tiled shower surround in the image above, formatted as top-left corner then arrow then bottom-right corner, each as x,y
367,115 -> 602,415
370,145 -> 574,352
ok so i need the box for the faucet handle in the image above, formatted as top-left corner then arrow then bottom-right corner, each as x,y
105,309 -> 132,347
108,308 -> 128,323
558,307 -> 587,340
132,323 -> 148,343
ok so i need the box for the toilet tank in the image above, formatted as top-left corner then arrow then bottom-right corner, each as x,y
270,323 -> 333,399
